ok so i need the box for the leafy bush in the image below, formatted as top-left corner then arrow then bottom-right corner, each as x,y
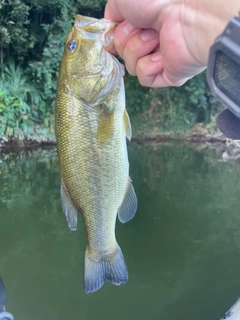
125,73 -> 150,114
0,0 -> 31,66
0,61 -> 54,141
123,71 -> 223,135
2,60 -> 43,105
0,89 -> 26,140
126,72 -> 221,132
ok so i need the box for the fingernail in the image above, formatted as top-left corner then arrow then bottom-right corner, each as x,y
122,21 -> 139,35
140,29 -> 158,42
151,52 -> 162,62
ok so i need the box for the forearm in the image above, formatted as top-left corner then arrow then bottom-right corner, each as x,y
183,0 -> 240,65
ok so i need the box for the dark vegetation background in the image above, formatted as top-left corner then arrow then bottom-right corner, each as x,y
0,0 -> 222,143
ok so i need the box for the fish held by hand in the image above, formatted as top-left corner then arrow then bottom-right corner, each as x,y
55,14 -> 137,293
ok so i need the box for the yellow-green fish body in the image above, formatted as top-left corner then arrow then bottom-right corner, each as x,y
55,15 -> 137,293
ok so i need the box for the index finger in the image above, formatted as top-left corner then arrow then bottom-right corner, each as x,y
105,0 -> 161,29
104,0 -> 124,22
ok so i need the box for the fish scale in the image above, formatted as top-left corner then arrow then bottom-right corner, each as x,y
55,15 -> 137,293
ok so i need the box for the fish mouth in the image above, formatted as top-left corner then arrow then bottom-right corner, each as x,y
74,15 -> 117,52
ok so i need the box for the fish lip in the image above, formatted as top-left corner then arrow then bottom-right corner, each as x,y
74,14 -> 98,28
74,16 -> 117,50
74,27 -> 116,49
75,14 -> 117,29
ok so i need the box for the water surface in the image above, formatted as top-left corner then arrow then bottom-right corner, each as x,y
0,143 -> 240,320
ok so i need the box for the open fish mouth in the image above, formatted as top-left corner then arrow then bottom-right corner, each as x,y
74,15 -> 118,51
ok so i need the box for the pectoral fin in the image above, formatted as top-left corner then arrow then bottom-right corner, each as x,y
118,178 -> 137,223
123,109 -> 132,141
60,181 -> 78,231
97,108 -> 114,143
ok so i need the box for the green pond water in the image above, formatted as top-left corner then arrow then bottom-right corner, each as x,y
0,142 -> 240,320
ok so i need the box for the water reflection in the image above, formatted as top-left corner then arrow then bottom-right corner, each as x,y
0,143 -> 240,320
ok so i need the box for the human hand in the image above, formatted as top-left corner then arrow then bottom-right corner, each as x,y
105,0 -> 238,87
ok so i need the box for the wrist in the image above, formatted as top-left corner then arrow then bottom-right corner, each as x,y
183,0 -> 239,65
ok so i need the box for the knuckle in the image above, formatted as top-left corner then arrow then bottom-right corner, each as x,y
126,37 -> 139,55
125,63 -> 136,76
138,75 -> 151,87
136,62 -> 149,85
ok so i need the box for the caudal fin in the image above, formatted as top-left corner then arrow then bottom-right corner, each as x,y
84,246 -> 128,293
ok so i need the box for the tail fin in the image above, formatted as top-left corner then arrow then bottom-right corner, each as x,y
84,245 -> 128,293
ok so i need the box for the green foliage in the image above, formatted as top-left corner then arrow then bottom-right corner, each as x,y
0,89 -> 26,140
129,72 -> 221,133
123,71 -> 222,134
75,0 -> 107,14
0,61 -> 54,141
28,19 -> 66,102
2,60 -> 42,105
183,72 -> 220,123
0,0 -> 30,67
125,73 -> 150,114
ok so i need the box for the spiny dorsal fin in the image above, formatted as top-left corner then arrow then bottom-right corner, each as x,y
118,178 -> 137,223
123,109 -> 132,141
61,180 -> 78,231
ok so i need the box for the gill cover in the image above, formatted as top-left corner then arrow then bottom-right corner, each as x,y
62,15 -> 125,103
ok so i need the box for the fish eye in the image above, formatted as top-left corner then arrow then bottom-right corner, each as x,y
67,40 -> 78,53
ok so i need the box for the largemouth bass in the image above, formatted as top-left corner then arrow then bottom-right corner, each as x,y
55,15 -> 137,293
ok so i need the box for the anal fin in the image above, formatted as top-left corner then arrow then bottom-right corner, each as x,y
60,181 -> 78,231
118,178 -> 137,223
